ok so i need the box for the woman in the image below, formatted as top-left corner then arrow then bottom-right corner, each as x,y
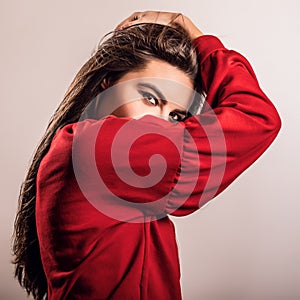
12,11 -> 281,300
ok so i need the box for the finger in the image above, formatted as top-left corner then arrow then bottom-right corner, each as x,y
115,17 -> 131,31
115,12 -> 142,30
120,13 -> 156,30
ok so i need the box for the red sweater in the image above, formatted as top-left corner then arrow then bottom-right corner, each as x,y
36,35 -> 281,299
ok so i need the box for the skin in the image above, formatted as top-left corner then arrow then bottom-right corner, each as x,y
97,11 -> 203,122
115,11 -> 203,41
109,59 -> 196,122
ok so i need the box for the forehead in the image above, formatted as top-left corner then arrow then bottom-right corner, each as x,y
118,59 -> 194,88
115,59 -> 195,109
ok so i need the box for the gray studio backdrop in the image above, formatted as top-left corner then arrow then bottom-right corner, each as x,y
1,0 -> 299,299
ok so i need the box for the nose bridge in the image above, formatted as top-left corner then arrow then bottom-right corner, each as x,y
160,105 -> 171,118
160,105 -> 171,120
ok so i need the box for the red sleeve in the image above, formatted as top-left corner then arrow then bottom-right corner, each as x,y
70,35 -> 281,221
166,35 -> 281,216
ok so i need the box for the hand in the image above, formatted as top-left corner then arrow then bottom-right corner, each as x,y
115,11 -> 203,41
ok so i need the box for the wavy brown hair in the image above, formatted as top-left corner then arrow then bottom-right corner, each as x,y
12,22 -> 203,299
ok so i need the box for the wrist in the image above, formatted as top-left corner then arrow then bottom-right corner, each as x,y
180,15 -> 203,40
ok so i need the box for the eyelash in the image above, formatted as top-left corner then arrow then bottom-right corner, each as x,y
139,90 -> 187,122
169,111 -> 187,122
140,91 -> 158,106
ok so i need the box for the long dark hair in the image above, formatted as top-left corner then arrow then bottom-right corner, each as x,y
12,22 -> 202,299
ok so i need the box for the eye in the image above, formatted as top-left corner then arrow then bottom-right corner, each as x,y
140,91 -> 159,106
169,111 -> 188,123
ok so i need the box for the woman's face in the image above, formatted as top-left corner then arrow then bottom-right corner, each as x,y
107,59 -> 195,122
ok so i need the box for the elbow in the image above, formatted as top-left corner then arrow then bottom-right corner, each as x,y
268,105 -> 282,137
252,101 -> 282,145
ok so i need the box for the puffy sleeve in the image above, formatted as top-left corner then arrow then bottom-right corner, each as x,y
69,35 -> 281,221
165,35 -> 281,216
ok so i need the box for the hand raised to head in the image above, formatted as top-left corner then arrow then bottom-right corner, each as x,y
115,11 -> 203,41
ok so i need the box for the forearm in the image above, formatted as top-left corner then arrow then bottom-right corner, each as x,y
167,35 -> 281,216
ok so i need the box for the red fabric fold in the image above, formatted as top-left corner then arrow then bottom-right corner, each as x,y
36,35 -> 281,299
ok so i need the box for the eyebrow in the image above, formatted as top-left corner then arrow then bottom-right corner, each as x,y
136,81 -> 190,116
136,82 -> 167,104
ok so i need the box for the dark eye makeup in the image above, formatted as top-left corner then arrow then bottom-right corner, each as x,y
140,91 -> 159,106
138,89 -> 190,123
169,110 -> 190,122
